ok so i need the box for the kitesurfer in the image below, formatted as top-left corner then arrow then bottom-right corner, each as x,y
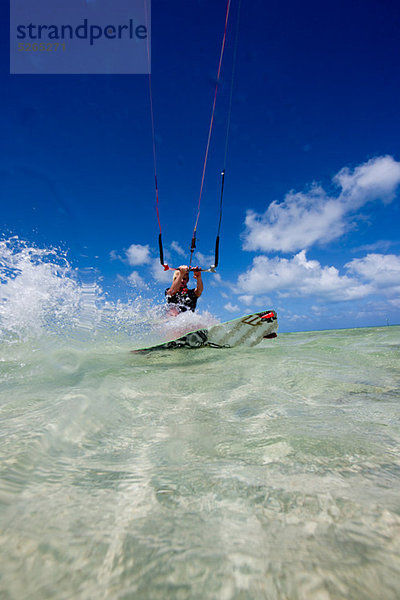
165,265 -> 203,314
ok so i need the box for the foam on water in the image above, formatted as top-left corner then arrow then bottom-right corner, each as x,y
1,238 -> 400,599
0,237 -> 217,348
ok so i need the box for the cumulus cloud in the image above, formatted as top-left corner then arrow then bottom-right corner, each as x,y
243,156 -> 400,253
128,271 -> 148,289
244,185 -> 346,253
126,244 -> 151,266
238,294 -> 254,305
110,249 -> 121,261
193,251 -> 215,268
238,294 -> 272,307
150,259 -> 174,284
224,302 -> 240,313
171,241 -> 185,256
345,253 -> 400,290
237,250 -> 374,301
334,156 -> 400,205
210,272 -> 222,286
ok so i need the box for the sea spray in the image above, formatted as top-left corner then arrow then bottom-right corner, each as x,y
0,237 -> 80,341
3,238 -> 399,599
0,237 -> 218,348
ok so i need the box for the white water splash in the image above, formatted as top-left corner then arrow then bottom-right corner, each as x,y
0,237 -> 81,341
0,237 -> 218,346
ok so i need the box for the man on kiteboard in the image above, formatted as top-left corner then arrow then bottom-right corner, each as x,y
165,265 -> 203,314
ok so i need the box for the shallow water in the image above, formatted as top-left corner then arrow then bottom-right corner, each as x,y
1,325 -> 400,600
1,239 -> 400,599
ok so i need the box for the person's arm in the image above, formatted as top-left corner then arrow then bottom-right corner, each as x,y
193,268 -> 203,298
166,265 -> 188,296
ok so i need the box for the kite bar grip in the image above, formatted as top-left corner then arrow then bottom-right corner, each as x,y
161,265 -> 217,273
158,234 -> 165,267
212,235 -> 220,270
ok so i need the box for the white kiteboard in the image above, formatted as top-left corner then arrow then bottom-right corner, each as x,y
132,309 -> 278,353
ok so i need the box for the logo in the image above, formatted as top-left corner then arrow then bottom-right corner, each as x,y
241,315 -> 264,327
10,0 -> 151,75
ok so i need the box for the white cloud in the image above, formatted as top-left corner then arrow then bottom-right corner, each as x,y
284,312 -> 304,322
238,294 -> 254,305
237,250 -> 374,301
128,271 -> 148,289
389,298 -> 400,309
210,273 -> 222,286
243,156 -> 400,253
244,185 -> 345,253
126,244 -> 151,266
171,241 -> 186,256
353,240 -> 394,253
345,253 -> 400,291
334,156 -> 400,205
194,251 -> 215,268
311,305 -> 329,315
224,302 -> 240,313
238,294 -> 272,308
110,250 -> 121,261
150,259 -> 175,283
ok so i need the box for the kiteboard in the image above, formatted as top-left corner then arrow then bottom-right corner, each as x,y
132,310 -> 278,353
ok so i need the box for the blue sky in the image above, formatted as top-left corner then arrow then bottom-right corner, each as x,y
1,0 -> 400,332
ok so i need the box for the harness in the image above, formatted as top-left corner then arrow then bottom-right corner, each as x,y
165,286 -> 198,313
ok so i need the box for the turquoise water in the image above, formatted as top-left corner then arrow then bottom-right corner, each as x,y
1,240 -> 400,599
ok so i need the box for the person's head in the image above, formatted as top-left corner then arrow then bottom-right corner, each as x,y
173,269 -> 189,286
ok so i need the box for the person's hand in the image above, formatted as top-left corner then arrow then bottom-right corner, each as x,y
193,266 -> 201,279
